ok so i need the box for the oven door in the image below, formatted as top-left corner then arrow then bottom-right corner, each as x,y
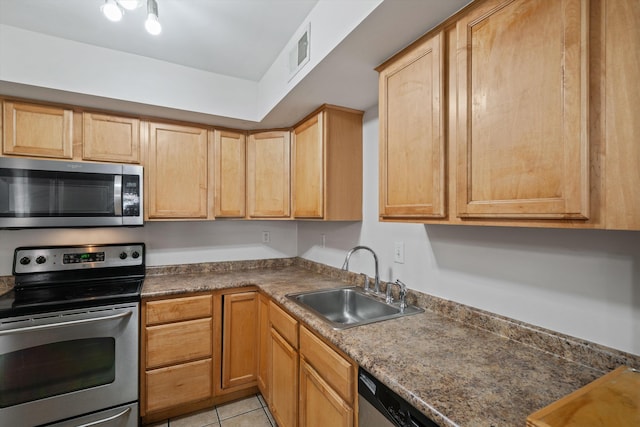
0,303 -> 139,427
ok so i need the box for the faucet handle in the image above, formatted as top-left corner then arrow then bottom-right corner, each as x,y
395,279 -> 408,310
360,273 -> 370,292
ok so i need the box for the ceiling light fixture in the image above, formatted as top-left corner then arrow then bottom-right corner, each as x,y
101,0 -> 123,22
101,0 -> 161,35
145,0 -> 162,35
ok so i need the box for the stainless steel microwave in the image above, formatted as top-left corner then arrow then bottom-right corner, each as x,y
0,157 -> 143,228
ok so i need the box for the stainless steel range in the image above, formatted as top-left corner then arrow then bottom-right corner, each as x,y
0,243 -> 144,427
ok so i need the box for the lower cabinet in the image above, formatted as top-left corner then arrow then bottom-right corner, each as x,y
140,294 -> 214,422
266,301 -> 358,427
299,326 -> 356,427
140,290 -> 357,426
219,290 -> 259,393
269,301 -> 299,427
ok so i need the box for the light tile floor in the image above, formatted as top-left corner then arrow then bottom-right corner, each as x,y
146,394 -> 277,427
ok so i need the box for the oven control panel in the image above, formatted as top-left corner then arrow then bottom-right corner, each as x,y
13,244 -> 145,274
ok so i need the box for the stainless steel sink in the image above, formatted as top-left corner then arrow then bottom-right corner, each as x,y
286,286 -> 424,329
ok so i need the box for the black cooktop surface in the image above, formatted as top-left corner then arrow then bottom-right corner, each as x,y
0,278 -> 143,319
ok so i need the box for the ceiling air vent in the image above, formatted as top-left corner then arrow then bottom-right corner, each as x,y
288,23 -> 310,81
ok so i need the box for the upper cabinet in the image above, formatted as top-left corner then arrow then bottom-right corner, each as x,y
379,0 -> 640,230
603,0 -> 640,229
247,130 -> 291,219
83,112 -> 141,164
2,100 -> 73,159
292,105 -> 363,220
378,32 -> 445,220
146,121 -> 212,220
456,0 -> 589,220
213,129 -> 246,218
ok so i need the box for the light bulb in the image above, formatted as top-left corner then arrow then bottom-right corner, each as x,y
118,0 -> 142,10
145,14 -> 161,35
145,0 -> 161,35
101,0 -> 123,22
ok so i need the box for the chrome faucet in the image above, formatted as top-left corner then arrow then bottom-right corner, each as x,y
342,246 -> 380,294
386,279 -> 408,311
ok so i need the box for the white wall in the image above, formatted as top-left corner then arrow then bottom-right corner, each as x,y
0,220 -> 297,276
298,107 -> 640,356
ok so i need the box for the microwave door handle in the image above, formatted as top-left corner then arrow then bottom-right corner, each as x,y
114,175 -> 122,216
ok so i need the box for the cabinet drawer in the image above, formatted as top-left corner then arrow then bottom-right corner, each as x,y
146,318 -> 212,368
299,326 -> 354,403
146,294 -> 212,325
270,301 -> 298,348
145,358 -> 213,414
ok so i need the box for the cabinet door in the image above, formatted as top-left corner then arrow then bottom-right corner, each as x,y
456,0 -> 589,219
2,101 -> 73,159
214,129 -> 246,217
257,293 -> 270,403
379,32 -> 445,219
293,112 -> 324,218
83,112 -> 140,163
221,291 -> 258,390
247,131 -> 291,218
270,328 -> 298,427
299,360 -> 353,427
147,122 -> 210,219
604,0 -> 640,229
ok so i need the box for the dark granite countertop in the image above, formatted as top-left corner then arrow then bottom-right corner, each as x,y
141,260 -> 636,427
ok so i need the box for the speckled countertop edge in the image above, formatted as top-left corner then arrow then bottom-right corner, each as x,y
140,258 -> 640,427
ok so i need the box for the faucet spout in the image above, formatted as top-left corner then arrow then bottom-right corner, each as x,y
342,246 -> 380,294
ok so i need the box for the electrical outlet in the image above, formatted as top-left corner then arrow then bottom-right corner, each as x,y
321,234 -> 326,248
262,231 -> 270,243
394,241 -> 404,264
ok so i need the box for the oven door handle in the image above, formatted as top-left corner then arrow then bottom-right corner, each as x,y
0,310 -> 133,335
76,407 -> 131,427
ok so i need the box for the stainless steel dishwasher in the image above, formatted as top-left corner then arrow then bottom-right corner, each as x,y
358,368 -> 438,427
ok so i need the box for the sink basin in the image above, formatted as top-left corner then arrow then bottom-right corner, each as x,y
286,286 -> 424,329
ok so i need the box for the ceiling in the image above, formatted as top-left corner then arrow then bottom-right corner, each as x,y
0,0 -> 472,129
0,0 -> 319,81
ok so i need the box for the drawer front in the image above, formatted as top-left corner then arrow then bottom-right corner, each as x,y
299,326 -> 354,403
146,318 -> 212,368
146,294 -> 212,325
145,358 -> 213,414
270,301 -> 298,348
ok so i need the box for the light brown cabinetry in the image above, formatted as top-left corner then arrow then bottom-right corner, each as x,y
257,293 -> 271,403
378,0 -> 640,229
213,129 -> 246,218
456,0 -> 589,220
298,326 -> 356,427
247,131 -> 291,218
378,32 -> 445,220
292,105 -> 363,220
83,112 -> 140,163
2,100 -> 73,159
603,0 -> 640,229
269,301 -> 299,427
146,121 -> 212,219
141,294 -> 214,419
219,290 -> 259,393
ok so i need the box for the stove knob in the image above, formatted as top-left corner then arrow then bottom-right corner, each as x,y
19,256 -> 31,265
36,256 -> 46,264
119,252 -> 128,260
131,251 -> 140,259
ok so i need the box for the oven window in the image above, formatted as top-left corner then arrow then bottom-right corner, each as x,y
0,338 -> 116,408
